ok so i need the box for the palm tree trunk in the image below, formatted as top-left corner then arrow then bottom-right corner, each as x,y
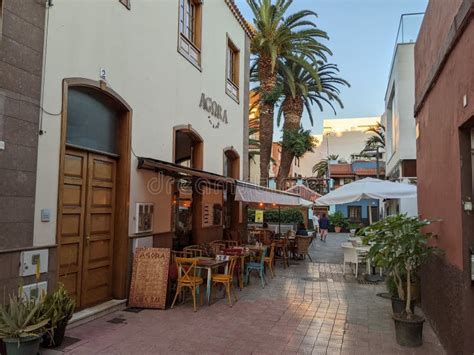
257,55 -> 277,187
276,97 -> 303,190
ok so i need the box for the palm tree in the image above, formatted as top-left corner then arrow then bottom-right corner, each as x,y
361,122 -> 385,153
248,0 -> 331,186
275,62 -> 349,188
312,154 -> 339,178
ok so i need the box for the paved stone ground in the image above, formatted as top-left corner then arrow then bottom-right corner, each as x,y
44,234 -> 444,354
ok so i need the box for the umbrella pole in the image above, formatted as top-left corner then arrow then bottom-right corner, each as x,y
278,206 -> 281,234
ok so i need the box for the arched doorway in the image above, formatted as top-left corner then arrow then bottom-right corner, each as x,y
57,79 -> 131,309
172,125 -> 203,248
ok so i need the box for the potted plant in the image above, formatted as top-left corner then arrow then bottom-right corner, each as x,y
348,223 -> 359,235
329,211 -> 347,233
385,274 -> 415,314
0,296 -> 49,355
41,284 -> 75,348
360,214 -> 439,347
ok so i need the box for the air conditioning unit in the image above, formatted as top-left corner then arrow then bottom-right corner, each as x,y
135,203 -> 154,234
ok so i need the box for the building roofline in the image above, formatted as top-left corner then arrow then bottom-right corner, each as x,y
224,0 -> 254,39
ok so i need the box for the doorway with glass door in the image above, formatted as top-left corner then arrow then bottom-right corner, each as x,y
57,84 -> 128,309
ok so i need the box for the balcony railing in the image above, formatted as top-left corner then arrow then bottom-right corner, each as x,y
395,12 -> 424,45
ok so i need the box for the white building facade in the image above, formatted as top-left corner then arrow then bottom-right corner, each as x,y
299,116 -> 381,177
383,42 -> 418,216
33,0 -> 250,309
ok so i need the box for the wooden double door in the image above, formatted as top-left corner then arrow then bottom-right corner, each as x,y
58,148 -> 117,309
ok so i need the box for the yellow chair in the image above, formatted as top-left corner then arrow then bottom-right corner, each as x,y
171,257 -> 204,312
264,242 -> 276,278
211,256 -> 238,307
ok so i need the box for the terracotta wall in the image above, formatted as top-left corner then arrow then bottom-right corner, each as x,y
414,0 -> 462,100
415,1 -> 474,352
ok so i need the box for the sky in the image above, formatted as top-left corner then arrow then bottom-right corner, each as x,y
235,0 -> 428,137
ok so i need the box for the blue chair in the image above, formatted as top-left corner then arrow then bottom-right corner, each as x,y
245,246 -> 267,288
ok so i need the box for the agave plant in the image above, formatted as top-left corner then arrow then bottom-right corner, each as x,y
0,296 -> 49,342
42,284 -> 75,327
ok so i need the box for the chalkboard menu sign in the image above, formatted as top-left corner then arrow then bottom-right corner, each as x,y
129,248 -> 170,309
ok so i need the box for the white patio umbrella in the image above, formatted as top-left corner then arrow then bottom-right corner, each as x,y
315,177 -> 417,223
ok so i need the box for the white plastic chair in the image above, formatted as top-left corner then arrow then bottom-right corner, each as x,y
342,243 -> 366,277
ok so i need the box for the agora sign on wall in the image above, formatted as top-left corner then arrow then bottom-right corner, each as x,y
199,93 -> 229,129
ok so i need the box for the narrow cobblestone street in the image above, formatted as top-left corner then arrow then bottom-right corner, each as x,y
45,234 -> 444,354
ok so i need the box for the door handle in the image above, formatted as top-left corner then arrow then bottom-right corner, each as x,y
86,235 -> 90,244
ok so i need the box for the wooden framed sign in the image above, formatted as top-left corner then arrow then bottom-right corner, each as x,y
129,248 -> 170,309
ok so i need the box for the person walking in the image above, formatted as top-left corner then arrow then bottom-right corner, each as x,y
319,213 -> 329,242
312,212 -> 320,238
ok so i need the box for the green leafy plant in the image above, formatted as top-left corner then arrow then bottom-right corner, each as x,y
312,154 -> 340,177
328,211 -> 347,228
359,214 -> 440,318
0,296 -> 49,342
281,127 -> 317,158
248,208 -> 304,224
42,284 -> 75,327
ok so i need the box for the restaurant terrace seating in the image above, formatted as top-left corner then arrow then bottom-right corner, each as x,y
295,236 -> 313,261
171,257 -> 204,312
245,246 -> 267,288
264,242 -> 276,278
211,256 -> 238,307
183,245 -> 204,257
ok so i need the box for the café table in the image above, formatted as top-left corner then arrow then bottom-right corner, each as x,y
194,258 -> 228,305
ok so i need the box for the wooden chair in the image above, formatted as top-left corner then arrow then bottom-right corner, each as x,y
171,250 -> 191,264
183,245 -> 203,257
211,256 -> 238,307
229,230 -> 241,244
274,235 -> 289,268
264,242 -> 276,278
245,246 -> 267,288
171,257 -> 204,312
295,236 -> 313,261
209,240 -> 226,255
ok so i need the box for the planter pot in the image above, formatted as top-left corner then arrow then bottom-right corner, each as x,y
391,296 -> 415,315
3,335 -> 42,355
334,226 -> 342,233
42,320 -> 68,348
393,313 -> 425,347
